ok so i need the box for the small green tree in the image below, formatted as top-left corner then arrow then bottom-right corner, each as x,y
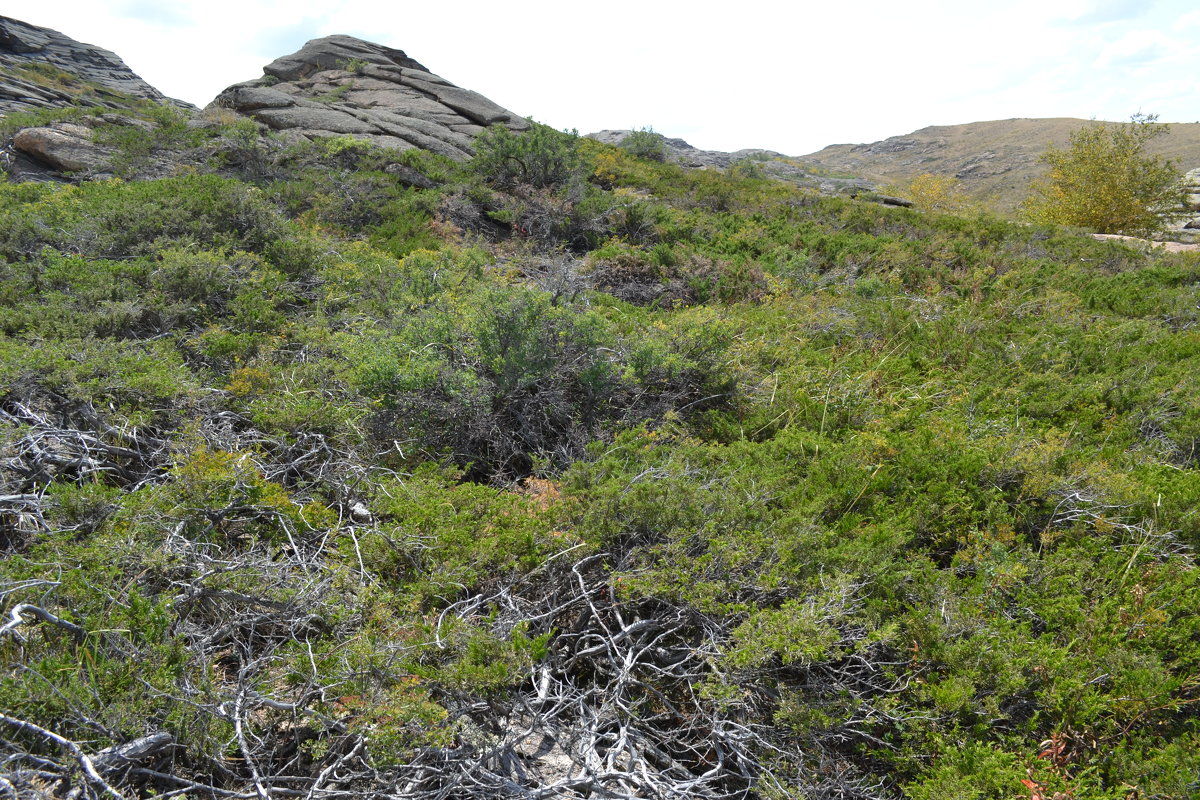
1022,114 -> 1183,237
471,121 -> 585,189
620,127 -> 668,162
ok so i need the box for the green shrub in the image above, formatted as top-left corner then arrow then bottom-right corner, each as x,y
0,175 -> 291,261
95,106 -> 211,176
487,182 -> 619,251
0,104 -> 96,140
471,121 -> 586,189
339,57 -> 370,74
620,127 -> 668,163
353,286 -> 622,479
5,77 -> 1200,798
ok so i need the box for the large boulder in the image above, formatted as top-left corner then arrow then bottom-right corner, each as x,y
12,122 -> 113,172
211,36 -> 529,161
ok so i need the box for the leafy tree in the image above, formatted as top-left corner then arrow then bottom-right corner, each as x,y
470,121 -> 586,189
1022,113 -> 1183,236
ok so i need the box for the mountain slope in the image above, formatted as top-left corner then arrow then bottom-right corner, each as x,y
803,117 -> 1200,213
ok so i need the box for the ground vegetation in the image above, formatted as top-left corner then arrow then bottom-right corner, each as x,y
0,102 -> 1198,799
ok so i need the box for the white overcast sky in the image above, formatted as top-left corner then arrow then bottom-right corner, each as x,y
15,0 -> 1200,155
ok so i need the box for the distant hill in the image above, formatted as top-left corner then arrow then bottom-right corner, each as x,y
801,117 -> 1200,214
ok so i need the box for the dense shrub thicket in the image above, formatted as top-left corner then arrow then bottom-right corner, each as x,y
0,105 -> 1198,800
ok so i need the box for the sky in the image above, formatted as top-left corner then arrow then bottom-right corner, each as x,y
14,0 -> 1200,155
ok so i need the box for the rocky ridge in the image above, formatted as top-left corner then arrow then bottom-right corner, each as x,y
586,129 -> 873,195
3,18 -> 1190,238
586,129 -> 788,171
0,15 -> 189,113
209,35 -> 529,161
2,25 -> 533,181
0,18 -> 866,195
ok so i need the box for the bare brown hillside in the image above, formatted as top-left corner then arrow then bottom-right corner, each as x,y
801,117 -> 1200,214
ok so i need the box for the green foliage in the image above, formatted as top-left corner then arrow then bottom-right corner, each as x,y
339,57 -> 370,74
903,743 -> 1023,800
1023,114 -> 1184,236
485,181 -> 630,251
356,467 -> 561,597
0,103 -> 97,140
471,121 -> 586,189
313,80 -> 354,104
0,175 -> 292,262
620,126 -> 668,162
95,106 -> 213,175
350,282 -> 734,480
4,94 -> 1200,798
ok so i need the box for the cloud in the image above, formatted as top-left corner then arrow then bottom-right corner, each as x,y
1061,0 -> 1154,25
1096,29 -> 1177,67
1176,9 -> 1200,28
256,18 -> 328,62
115,1 -> 192,26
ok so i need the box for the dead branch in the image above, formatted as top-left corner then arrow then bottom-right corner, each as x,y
0,603 -> 86,643
0,712 -> 125,800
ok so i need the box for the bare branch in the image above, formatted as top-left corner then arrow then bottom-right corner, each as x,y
0,712 -> 126,800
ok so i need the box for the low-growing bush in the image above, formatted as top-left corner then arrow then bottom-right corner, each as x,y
351,284 -> 737,481
0,175 -> 292,261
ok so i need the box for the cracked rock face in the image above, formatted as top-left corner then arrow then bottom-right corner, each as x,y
210,35 -> 528,161
0,15 -> 190,113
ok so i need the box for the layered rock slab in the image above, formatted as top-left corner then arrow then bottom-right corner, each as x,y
0,15 -> 190,113
211,35 -> 528,161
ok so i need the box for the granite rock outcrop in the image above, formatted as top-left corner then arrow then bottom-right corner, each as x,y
0,15 -> 190,113
11,121 -> 113,172
210,35 -> 528,161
